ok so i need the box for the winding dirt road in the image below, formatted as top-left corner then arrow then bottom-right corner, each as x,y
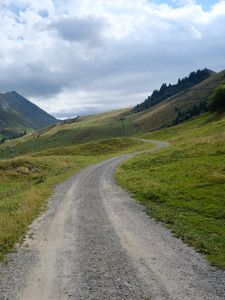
0,140 -> 224,300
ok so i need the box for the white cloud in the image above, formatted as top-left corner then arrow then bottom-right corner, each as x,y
0,0 -> 225,117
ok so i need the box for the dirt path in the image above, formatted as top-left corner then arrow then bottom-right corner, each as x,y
0,141 -> 224,300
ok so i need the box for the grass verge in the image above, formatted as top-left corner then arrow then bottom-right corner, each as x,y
116,113 -> 225,268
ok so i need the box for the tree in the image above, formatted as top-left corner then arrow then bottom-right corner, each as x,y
209,84 -> 225,112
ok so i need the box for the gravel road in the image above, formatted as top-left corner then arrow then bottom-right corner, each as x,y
0,140 -> 224,300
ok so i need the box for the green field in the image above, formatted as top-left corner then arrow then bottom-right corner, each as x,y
0,109 -> 139,159
0,137 -> 153,260
117,112 -> 225,268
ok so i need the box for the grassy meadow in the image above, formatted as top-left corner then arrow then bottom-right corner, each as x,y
0,108 -> 138,159
117,113 -> 225,268
0,137 -> 153,260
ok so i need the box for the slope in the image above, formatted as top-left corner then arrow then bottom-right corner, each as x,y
0,108 -> 133,159
117,112 -> 225,268
0,91 -> 58,138
134,68 -> 215,113
130,69 -> 225,131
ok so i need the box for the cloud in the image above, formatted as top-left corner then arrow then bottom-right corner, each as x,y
49,16 -> 107,45
0,0 -> 225,117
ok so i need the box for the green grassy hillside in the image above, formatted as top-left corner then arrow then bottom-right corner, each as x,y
0,108 -> 136,159
117,112 -> 225,268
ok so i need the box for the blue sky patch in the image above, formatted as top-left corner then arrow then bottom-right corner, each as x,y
8,3 -> 28,16
38,9 -> 49,18
152,0 -> 219,10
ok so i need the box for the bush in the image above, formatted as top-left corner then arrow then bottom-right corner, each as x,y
209,84 -> 225,112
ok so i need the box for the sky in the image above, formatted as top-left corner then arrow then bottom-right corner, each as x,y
0,0 -> 225,118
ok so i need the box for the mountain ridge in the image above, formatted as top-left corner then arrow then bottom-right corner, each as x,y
134,68 -> 215,113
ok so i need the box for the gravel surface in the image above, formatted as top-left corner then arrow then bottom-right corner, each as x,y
0,140 -> 224,300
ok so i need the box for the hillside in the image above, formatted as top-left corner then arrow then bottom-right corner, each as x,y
134,68 -> 214,113
117,112 -> 225,268
0,91 -> 58,139
0,108 -> 132,158
130,69 -> 225,131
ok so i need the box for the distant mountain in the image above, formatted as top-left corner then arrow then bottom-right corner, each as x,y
134,68 -> 215,113
0,91 -> 58,139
